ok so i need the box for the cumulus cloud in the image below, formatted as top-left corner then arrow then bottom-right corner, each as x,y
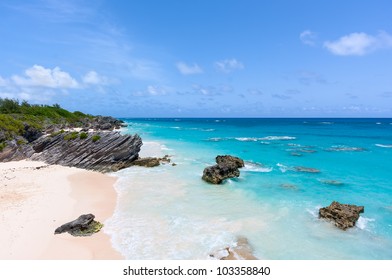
82,71 -> 109,85
324,31 -> 392,56
12,65 -> 79,88
215,59 -> 244,73
176,62 -> 203,75
300,30 -> 317,46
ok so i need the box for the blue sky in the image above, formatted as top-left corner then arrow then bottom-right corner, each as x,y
1,0 -> 392,117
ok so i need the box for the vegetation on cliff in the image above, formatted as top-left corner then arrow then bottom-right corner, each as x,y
0,98 -> 92,142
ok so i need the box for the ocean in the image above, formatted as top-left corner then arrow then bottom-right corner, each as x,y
105,118 -> 392,259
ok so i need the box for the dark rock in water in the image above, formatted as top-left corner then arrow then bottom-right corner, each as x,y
294,166 -> 320,173
321,180 -> 344,186
298,149 -> 317,153
326,146 -> 366,152
131,155 -> 172,168
30,131 -> 142,172
280,183 -> 298,190
290,152 -> 303,157
202,155 -> 244,184
202,164 -> 240,184
319,201 -> 364,230
54,214 -> 103,236
132,157 -> 161,167
216,155 -> 244,168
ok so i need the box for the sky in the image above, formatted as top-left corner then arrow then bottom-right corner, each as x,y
1,0 -> 392,117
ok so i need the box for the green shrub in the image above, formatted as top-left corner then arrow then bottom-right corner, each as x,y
17,139 -> 27,145
0,114 -> 24,139
80,132 -> 88,139
92,135 -> 101,142
0,141 -> 6,152
64,131 -> 79,141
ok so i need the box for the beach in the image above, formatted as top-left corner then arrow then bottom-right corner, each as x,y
0,160 -> 123,260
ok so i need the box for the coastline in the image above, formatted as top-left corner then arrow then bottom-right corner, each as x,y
0,160 -> 123,259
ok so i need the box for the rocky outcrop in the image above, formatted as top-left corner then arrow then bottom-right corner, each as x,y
54,214 -> 103,236
131,155 -> 171,167
216,155 -> 244,168
319,201 -> 364,230
202,155 -> 244,184
90,116 -> 127,131
29,131 -> 142,172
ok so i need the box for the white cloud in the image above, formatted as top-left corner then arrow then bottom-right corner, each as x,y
12,65 -> 79,88
300,30 -> 317,46
176,62 -> 203,75
324,31 -> 392,56
214,59 -> 244,73
133,85 -> 170,97
147,85 -> 168,96
82,71 -> 108,85
0,76 -> 7,87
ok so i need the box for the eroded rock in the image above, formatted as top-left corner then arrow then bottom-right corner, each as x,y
202,155 -> 244,184
319,201 -> 364,230
54,214 -> 103,236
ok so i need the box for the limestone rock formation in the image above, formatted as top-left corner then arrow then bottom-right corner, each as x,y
202,155 -> 244,184
30,131 -> 142,172
319,201 -> 364,230
54,214 -> 103,236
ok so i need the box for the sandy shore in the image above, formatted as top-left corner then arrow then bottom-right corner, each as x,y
0,160 -> 123,259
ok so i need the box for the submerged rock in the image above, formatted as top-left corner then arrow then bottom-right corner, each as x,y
210,237 -> 258,260
294,166 -> 320,173
321,180 -> 344,186
280,183 -> 298,190
319,201 -> 364,230
202,155 -> 244,184
54,214 -> 103,236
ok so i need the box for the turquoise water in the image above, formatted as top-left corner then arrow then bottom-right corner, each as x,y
106,118 -> 392,259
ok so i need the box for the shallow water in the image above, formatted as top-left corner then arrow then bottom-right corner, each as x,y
106,118 -> 392,259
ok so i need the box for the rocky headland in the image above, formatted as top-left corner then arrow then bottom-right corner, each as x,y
0,99 -> 142,172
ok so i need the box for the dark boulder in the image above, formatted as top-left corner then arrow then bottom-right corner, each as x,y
54,214 -> 103,236
216,155 -> 244,168
202,155 -> 244,184
131,155 -> 172,168
132,157 -> 161,167
319,201 -> 364,230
